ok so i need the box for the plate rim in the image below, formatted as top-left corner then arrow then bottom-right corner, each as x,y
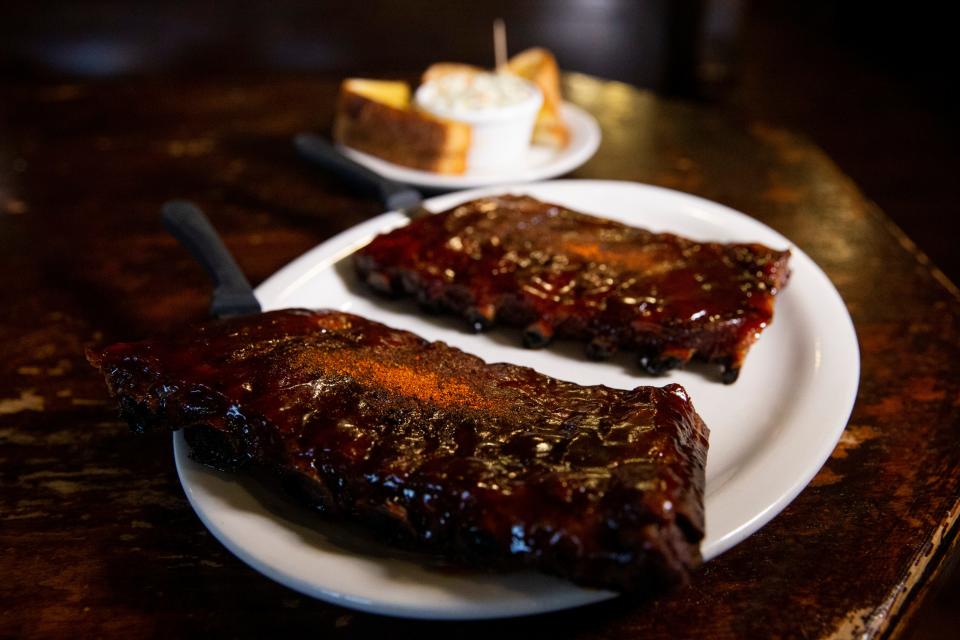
337,101 -> 601,190
179,179 -> 860,618
174,440 -> 615,619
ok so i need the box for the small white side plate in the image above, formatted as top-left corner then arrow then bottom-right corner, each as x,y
175,180 -> 860,619
338,102 -> 601,190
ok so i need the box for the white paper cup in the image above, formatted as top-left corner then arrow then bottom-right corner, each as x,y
415,75 -> 543,171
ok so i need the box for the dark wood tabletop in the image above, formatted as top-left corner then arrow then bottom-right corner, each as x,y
1,72 -> 958,639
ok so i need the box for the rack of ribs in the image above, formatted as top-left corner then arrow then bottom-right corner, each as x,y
88,308 -> 709,592
355,194 -> 791,383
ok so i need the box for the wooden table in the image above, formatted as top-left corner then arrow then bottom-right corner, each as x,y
2,73 -> 958,639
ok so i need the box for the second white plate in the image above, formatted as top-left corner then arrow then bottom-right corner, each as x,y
176,180 -> 860,619
338,102 -> 601,190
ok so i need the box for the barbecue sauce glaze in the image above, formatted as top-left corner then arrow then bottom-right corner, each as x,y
90,309 -> 708,592
356,195 -> 791,382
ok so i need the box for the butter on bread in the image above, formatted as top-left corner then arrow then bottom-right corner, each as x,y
333,78 -> 471,174
342,78 -> 411,109
422,48 -> 570,149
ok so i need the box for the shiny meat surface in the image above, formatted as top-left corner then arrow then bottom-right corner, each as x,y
88,309 -> 709,592
355,195 -> 791,383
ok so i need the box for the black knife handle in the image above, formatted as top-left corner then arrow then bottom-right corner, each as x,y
294,132 -> 423,211
161,200 -> 261,319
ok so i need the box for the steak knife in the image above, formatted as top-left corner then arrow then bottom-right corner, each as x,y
161,200 -> 262,319
293,133 -> 432,219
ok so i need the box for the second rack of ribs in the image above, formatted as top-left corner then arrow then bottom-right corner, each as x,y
88,309 -> 708,592
355,195 -> 791,383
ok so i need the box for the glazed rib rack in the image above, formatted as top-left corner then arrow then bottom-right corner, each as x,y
89,308 -> 709,592
355,194 -> 791,383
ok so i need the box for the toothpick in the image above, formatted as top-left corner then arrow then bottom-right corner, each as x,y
494,18 -> 507,71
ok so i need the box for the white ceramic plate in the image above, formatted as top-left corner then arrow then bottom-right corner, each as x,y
338,102 -> 601,190
175,180 -> 860,619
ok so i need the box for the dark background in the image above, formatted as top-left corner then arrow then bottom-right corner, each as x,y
2,1 -> 955,284
2,1 -> 957,636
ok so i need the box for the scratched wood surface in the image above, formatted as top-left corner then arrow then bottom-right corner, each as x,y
1,74 -> 958,639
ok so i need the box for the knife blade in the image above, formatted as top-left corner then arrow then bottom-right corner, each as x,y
293,133 -> 432,219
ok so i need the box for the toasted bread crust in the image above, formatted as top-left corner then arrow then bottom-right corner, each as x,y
421,62 -> 485,85
507,48 -> 570,148
333,82 -> 470,174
